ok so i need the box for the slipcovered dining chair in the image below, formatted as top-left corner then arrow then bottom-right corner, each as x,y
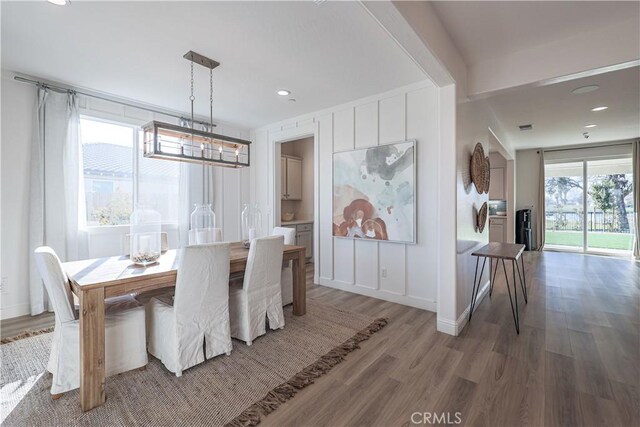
272,227 -> 295,306
146,243 -> 232,377
229,235 -> 285,345
188,228 -> 223,245
123,232 -> 169,255
34,247 -> 148,397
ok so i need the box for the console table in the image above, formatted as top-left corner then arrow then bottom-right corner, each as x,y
468,242 -> 528,334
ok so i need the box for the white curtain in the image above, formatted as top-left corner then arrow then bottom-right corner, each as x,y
176,121 -> 216,247
536,150 -> 546,251
633,140 -> 639,259
28,89 -> 89,315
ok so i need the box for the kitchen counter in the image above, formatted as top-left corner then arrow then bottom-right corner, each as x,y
281,219 -> 314,225
489,215 -> 507,219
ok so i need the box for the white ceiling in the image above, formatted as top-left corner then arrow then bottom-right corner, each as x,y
430,1 -> 639,66
1,1 -> 426,129
484,66 -> 640,150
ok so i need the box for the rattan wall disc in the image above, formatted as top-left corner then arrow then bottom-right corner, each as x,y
482,156 -> 491,194
470,142 -> 485,193
477,202 -> 488,233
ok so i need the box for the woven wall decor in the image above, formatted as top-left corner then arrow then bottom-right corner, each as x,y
470,142 -> 485,193
477,202 -> 488,233
482,156 -> 491,194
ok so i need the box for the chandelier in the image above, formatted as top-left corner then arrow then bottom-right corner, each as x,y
142,51 -> 251,168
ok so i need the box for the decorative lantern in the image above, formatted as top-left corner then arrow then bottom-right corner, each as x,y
190,203 -> 216,244
241,204 -> 262,248
130,207 -> 161,266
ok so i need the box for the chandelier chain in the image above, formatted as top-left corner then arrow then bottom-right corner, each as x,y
189,60 -> 195,126
209,69 -> 214,131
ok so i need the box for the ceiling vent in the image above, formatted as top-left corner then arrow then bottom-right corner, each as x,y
518,124 -> 533,131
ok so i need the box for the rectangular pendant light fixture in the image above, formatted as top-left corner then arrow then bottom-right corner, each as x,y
142,51 -> 251,168
142,121 -> 251,168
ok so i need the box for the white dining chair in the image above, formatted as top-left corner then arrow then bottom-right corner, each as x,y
272,227 -> 295,306
188,228 -> 223,245
146,243 -> 232,377
123,232 -> 169,255
34,247 -> 148,398
229,235 -> 285,345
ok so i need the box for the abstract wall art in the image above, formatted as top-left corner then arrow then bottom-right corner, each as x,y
333,140 -> 416,244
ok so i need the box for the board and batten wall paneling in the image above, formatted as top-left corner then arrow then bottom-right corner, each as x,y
318,114 -> 334,282
406,87 -> 438,301
251,81 -> 438,311
354,101 -> 378,149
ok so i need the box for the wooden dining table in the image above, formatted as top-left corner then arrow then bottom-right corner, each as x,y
61,242 -> 307,412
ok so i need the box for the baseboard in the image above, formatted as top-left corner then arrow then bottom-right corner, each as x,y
436,279 -> 490,336
318,277 -> 437,312
0,303 -> 31,320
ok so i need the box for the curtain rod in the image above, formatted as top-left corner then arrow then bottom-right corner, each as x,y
13,75 -> 216,128
537,141 -> 634,154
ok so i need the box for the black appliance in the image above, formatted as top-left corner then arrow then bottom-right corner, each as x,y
516,209 -> 532,251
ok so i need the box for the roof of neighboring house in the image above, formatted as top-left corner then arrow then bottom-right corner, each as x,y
83,143 -> 178,179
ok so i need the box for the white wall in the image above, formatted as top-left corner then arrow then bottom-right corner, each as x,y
252,81 -> 443,311
0,74 -> 250,319
515,149 -> 541,250
453,98 -> 512,334
1,75 -> 34,319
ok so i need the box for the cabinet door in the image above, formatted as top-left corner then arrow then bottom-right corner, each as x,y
489,219 -> 506,242
286,157 -> 303,200
281,157 -> 287,200
489,167 -> 504,200
297,230 -> 312,259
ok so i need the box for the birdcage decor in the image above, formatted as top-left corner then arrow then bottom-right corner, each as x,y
129,207 -> 162,266
142,121 -> 250,168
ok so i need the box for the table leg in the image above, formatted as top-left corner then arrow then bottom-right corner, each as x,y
468,257 -> 486,322
292,249 -> 306,316
80,288 -> 106,411
501,259 -> 520,334
515,256 -> 528,303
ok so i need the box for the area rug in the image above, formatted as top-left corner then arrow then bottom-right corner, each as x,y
1,301 -> 387,426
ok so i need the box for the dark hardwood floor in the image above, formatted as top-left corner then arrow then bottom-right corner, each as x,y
3,252 -> 638,426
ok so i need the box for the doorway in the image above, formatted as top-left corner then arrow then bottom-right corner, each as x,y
544,156 -> 635,255
278,137 -> 315,263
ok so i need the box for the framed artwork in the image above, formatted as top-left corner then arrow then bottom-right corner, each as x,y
333,140 -> 416,244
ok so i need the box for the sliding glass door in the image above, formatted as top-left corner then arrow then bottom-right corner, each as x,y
545,156 -> 635,255
545,162 -> 584,250
586,158 -> 635,254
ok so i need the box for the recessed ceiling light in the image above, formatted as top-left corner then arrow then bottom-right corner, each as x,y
591,106 -> 608,112
571,85 -> 599,94
47,0 -> 69,5
518,124 -> 533,131
288,98 -> 297,103
585,124 -> 597,128
277,89 -> 290,96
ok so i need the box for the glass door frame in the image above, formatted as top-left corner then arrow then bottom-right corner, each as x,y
544,153 -> 634,257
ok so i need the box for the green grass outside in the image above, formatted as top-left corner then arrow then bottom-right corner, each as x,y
545,230 -> 634,250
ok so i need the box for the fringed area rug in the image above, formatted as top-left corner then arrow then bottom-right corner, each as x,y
1,301 -> 387,426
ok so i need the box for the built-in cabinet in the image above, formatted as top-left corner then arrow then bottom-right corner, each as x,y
283,222 -> 313,261
281,155 -> 302,200
489,217 -> 507,243
489,167 -> 505,200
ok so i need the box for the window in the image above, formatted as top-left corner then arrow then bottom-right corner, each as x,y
80,117 -> 180,227
81,118 -> 134,226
